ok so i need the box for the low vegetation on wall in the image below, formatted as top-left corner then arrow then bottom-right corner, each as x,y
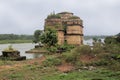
47,14 -> 61,19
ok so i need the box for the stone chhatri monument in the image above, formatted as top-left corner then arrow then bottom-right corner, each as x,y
0,45 -> 26,61
44,12 -> 83,45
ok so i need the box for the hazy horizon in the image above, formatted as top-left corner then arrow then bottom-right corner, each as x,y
0,0 -> 120,35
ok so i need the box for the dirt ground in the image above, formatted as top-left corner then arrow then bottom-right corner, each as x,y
0,54 -> 96,72
57,63 -> 74,72
0,56 -> 46,72
0,56 -> 74,73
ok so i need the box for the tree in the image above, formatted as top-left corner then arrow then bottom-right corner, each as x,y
116,33 -> 120,37
33,30 -> 43,43
104,36 -> 114,44
40,29 -> 57,47
92,37 -> 98,45
104,33 -> 120,44
116,33 -> 120,42
93,37 -> 97,42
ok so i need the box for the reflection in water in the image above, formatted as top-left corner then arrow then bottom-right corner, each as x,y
84,39 -> 93,46
33,53 -> 43,58
84,38 -> 104,46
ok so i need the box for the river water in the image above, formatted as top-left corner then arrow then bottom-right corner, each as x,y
0,43 -> 42,59
0,39 -> 95,59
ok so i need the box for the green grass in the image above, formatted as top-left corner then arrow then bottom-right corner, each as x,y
0,60 -> 17,66
0,65 -> 120,80
41,69 -> 120,80
0,40 -> 32,44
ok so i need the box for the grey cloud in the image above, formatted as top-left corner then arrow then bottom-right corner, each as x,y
0,0 -> 120,35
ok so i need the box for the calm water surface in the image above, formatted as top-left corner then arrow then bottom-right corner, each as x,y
0,43 -> 42,59
0,39 -> 97,59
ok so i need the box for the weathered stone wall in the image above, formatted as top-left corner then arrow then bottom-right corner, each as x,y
45,19 -> 63,30
66,20 -> 83,26
67,25 -> 83,34
45,19 -> 61,26
2,51 -> 20,57
57,31 -> 64,45
65,35 -> 83,45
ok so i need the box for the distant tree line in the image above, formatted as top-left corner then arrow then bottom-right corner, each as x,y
84,35 -> 108,40
0,34 -> 34,40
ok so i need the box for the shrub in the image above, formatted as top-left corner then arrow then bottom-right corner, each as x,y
78,45 -> 91,54
40,28 -> 58,47
62,52 -> 77,63
92,47 -> 102,54
105,44 -> 120,54
107,60 -> 120,71
42,56 -> 61,67
92,43 -> 105,54
71,46 -> 81,54
74,61 -> 83,68
92,59 -> 109,66
62,45 -> 92,63
57,44 -> 75,52
9,73 -> 23,79
47,47 -> 57,53
67,45 -> 91,56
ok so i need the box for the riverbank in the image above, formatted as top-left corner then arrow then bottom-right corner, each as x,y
25,47 -> 48,54
0,38 -> 119,80
0,40 -> 32,44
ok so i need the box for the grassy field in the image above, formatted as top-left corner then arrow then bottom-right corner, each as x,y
0,40 -> 32,44
0,59 -> 120,80
0,63 -> 120,80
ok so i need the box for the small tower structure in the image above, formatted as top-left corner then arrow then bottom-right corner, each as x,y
44,12 -> 83,45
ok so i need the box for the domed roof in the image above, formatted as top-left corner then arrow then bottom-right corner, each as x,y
58,12 -> 73,14
68,16 -> 80,19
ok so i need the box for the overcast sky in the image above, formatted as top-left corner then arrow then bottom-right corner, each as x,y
0,0 -> 120,35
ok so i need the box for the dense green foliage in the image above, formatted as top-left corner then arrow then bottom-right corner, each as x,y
0,34 -> 33,44
40,29 -> 58,47
62,45 -> 92,64
104,37 -> 117,44
57,43 -> 75,51
42,56 -> 61,67
33,30 -> 43,43
104,34 -> 120,45
115,33 -> 120,42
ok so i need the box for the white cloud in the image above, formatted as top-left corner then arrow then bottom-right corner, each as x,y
0,0 -> 120,35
